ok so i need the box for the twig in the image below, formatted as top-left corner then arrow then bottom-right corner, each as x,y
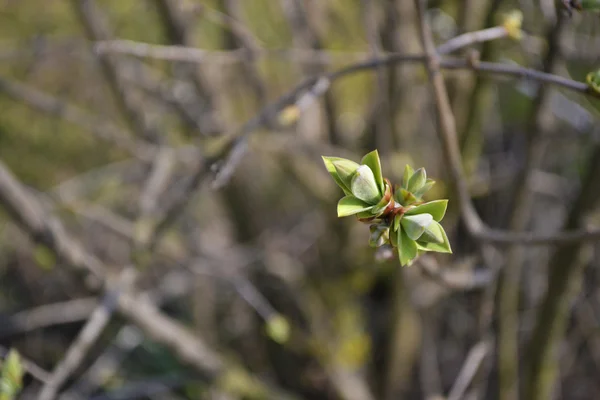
524,143 -> 600,399
0,345 -> 52,384
0,297 -> 98,339
155,0 -> 221,135
38,269 -> 135,400
0,76 -> 155,162
447,339 -> 491,400
0,157 -> 298,400
416,256 -> 494,291
437,25 -> 508,55
91,40 -> 598,99
72,0 -> 161,143
498,14 -> 566,400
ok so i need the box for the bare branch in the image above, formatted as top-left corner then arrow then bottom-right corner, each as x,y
0,297 -> 97,339
38,269 -> 135,400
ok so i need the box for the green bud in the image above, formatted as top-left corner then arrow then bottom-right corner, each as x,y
351,165 -> 382,205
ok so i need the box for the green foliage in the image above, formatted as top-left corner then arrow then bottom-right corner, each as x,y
0,349 -> 24,400
322,150 -> 452,266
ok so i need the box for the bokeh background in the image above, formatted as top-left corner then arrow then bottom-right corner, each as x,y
1,1 -> 600,399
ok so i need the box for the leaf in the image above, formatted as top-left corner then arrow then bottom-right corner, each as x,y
361,150 -> 384,194
393,214 -> 401,232
414,178 -> 436,198
265,315 -> 290,344
395,188 -> 417,206
321,156 -> 354,195
419,220 -> 445,244
401,213 -> 433,240
337,196 -> 374,217
402,164 -> 414,188
417,223 -> 452,253
407,167 -> 426,193
350,165 -> 381,205
332,158 -> 361,192
405,200 -> 448,222
371,184 -> 393,215
397,228 -> 417,266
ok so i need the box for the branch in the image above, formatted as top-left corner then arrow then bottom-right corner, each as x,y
71,0 -> 161,142
0,297 -> 97,339
38,270 -> 134,400
0,158 -> 298,400
0,76 -> 155,162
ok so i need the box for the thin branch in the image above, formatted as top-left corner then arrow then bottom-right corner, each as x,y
447,339 -> 491,400
38,269 -> 135,400
92,40 -> 597,99
72,0 -> 161,143
437,25 -> 509,55
154,0 -> 221,134
0,297 -> 98,339
0,157 -> 298,400
0,76 -> 155,162
0,345 -> 52,384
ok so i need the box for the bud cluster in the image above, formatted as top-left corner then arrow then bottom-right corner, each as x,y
322,150 -> 452,266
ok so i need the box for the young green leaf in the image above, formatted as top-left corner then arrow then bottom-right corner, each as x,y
393,214 -> 401,232
402,164 -> 414,188
407,168 -> 426,193
401,213 -> 433,240
395,188 -> 417,206
361,150 -> 384,194
350,165 -> 381,204
405,200 -> 448,222
331,158 -> 361,192
417,223 -> 452,253
322,156 -> 353,195
418,220 -> 445,244
397,228 -> 417,266
413,178 -> 436,198
337,196 -> 373,217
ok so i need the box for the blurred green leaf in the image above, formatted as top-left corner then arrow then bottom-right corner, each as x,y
265,315 -> 290,344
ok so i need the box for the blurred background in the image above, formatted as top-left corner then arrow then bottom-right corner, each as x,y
1,1 -> 600,399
